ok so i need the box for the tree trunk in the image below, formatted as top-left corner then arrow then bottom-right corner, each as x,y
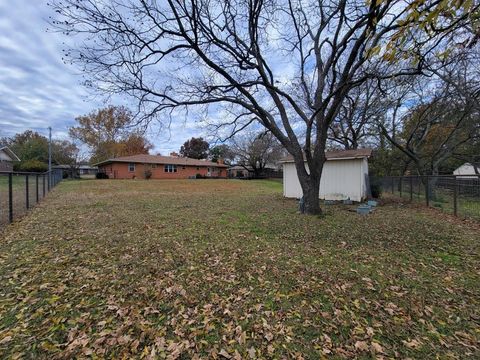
301,178 -> 321,214
294,158 -> 324,215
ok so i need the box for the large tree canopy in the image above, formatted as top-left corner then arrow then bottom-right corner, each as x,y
232,131 -> 284,177
179,137 -> 210,159
69,106 -> 153,163
376,50 -> 480,176
209,144 -> 235,164
52,0 -> 478,213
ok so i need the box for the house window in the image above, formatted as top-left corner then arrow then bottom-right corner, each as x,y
128,163 -> 135,172
164,164 -> 177,173
150,164 -> 158,169
196,167 -> 200,170
182,166 -> 186,170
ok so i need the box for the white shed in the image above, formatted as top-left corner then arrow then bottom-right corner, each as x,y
281,149 -> 372,202
453,163 -> 479,178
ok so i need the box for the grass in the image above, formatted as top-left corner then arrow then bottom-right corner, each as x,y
387,184 -> 480,221
0,179 -> 479,358
0,174 -> 48,226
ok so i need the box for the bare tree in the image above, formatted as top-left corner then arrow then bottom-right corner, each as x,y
328,80 -> 382,149
378,54 -> 480,176
232,131 -> 283,178
51,0 -> 476,213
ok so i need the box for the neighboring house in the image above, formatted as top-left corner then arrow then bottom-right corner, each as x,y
228,165 -> 251,178
52,164 -> 98,178
95,154 -> 228,179
78,165 -> 98,175
281,148 -> 372,202
453,163 -> 479,179
0,146 -> 20,172
227,164 -> 283,179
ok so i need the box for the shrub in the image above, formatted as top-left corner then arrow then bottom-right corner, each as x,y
96,172 -> 109,179
195,173 -> 204,179
15,160 -> 48,173
370,183 -> 382,199
144,169 -> 152,179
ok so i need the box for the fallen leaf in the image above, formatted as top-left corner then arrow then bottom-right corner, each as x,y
355,340 -> 369,352
403,339 -> 422,349
0,336 -> 12,344
219,349 -> 231,359
371,341 -> 384,353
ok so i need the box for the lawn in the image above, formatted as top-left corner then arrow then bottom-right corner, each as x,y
0,174 -> 48,226
0,179 -> 479,358
385,183 -> 480,221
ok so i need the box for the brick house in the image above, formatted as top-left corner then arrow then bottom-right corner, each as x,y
95,154 -> 228,179
0,146 -> 20,172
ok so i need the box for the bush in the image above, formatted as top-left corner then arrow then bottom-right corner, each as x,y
96,172 -> 109,179
370,183 -> 382,199
144,169 -> 152,179
195,173 -> 204,179
15,160 -> 48,173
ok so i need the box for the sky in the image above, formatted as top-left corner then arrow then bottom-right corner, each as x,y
0,0 -> 204,155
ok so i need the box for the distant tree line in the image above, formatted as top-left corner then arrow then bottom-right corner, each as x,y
0,130 -> 80,173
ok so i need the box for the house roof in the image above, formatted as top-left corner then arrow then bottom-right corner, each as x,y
94,154 -> 228,167
228,165 -> 252,171
52,164 -> 98,169
280,148 -> 372,163
0,146 -> 20,162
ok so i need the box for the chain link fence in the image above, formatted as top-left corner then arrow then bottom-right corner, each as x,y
375,175 -> 480,221
0,170 -> 63,228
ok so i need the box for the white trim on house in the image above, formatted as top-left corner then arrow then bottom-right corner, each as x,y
0,146 -> 20,162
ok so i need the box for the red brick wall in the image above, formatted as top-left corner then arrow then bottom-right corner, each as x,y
99,162 -> 227,179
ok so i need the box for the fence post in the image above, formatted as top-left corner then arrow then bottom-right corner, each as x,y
36,174 -> 39,203
453,176 -> 458,217
410,176 -> 413,201
43,174 -> 46,197
391,177 -> 394,194
425,175 -> 430,207
25,174 -> 29,209
399,176 -> 403,197
8,173 -> 13,223
47,172 -> 50,192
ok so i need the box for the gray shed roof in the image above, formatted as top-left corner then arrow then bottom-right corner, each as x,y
280,148 -> 372,162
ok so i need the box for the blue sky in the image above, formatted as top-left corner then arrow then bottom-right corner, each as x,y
0,0 -> 204,154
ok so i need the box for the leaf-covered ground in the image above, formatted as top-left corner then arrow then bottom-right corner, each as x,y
0,179 -> 479,359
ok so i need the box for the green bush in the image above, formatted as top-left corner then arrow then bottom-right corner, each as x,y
144,169 -> 152,179
15,160 -> 48,173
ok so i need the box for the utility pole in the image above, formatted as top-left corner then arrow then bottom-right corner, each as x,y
48,127 -> 52,184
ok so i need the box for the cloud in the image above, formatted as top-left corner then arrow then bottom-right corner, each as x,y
0,0 -> 203,154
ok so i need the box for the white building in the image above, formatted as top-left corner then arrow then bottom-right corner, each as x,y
453,163 -> 479,178
281,149 -> 372,202
0,146 -> 20,172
